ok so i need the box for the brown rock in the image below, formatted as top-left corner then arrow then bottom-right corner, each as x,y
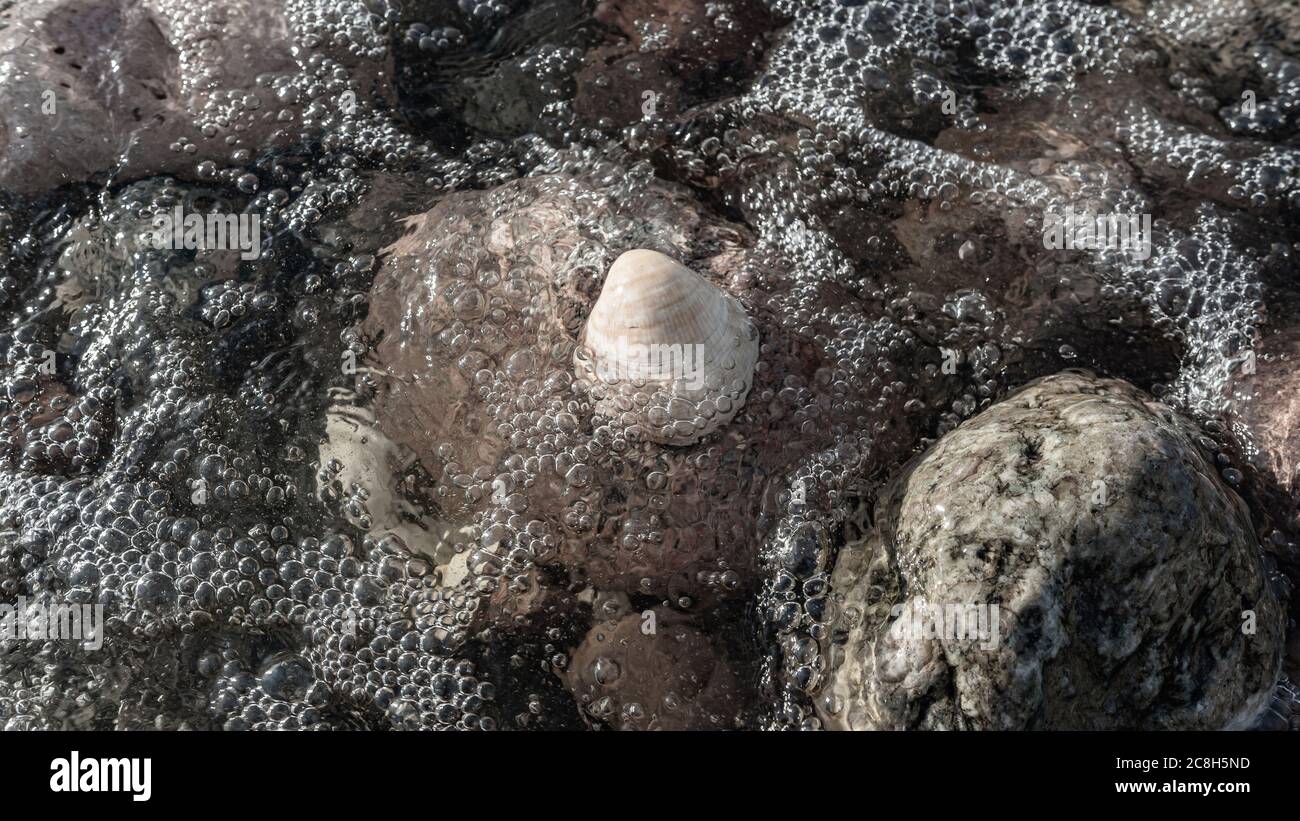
0,0 -> 394,194
565,607 -> 744,729
360,173 -> 763,603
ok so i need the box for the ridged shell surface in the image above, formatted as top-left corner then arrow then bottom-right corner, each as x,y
574,250 -> 759,445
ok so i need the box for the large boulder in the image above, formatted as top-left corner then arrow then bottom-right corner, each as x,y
818,370 -> 1285,730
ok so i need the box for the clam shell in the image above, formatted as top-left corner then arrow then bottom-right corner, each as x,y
574,249 -> 759,445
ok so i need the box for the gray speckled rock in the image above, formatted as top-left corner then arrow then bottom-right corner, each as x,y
819,370 -> 1284,730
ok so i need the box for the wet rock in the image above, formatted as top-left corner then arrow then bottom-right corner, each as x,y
0,0 -> 180,193
359,178 -> 576,521
564,607 -> 744,729
416,1 -> 590,138
819,370 -> 1284,730
0,0 -> 395,194
481,565 -> 581,633
360,171 -> 763,600
315,403 -> 429,550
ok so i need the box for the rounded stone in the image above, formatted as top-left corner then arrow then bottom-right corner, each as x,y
564,608 -> 745,730
819,370 -> 1285,730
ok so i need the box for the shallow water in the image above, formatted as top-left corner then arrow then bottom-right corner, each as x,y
0,0 -> 1297,730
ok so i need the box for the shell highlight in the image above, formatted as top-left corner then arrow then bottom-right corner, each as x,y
574,249 -> 759,445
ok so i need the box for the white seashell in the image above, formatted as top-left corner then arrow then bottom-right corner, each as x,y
574,249 -> 759,445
